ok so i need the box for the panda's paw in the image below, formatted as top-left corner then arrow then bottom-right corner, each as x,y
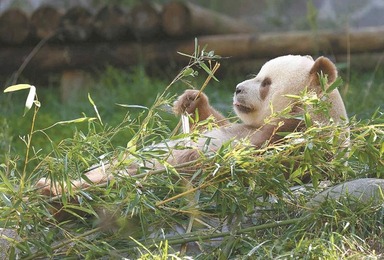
173,89 -> 209,116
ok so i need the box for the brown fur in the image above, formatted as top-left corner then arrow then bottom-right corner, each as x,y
173,89 -> 229,129
259,77 -> 271,100
309,56 -> 337,86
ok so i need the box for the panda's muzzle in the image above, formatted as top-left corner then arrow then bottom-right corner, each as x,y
234,104 -> 253,113
233,96 -> 253,113
234,81 -> 255,113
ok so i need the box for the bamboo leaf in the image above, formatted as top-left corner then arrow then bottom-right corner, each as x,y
4,84 -> 38,116
116,104 -> 149,110
181,114 -> 190,134
326,77 -> 343,94
194,37 -> 199,59
304,112 -> 312,127
0,166 -> 15,192
62,204 -> 96,217
24,85 -> 36,116
176,51 -> 195,59
58,117 -> 93,124
318,72 -> 327,92
3,84 -> 32,93
200,62 -> 219,81
35,117 -> 96,133
88,93 -> 103,125
182,67 -> 195,77
284,94 -> 301,99
0,193 -> 12,206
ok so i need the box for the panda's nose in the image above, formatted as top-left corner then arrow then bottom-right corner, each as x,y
235,85 -> 244,95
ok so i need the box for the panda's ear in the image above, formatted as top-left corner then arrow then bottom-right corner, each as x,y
309,56 -> 338,85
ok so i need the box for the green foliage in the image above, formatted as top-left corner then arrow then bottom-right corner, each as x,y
1,47 -> 384,259
306,0 -> 318,32
344,68 -> 384,119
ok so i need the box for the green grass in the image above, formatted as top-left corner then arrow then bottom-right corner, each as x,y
342,66 -> 384,119
0,57 -> 383,259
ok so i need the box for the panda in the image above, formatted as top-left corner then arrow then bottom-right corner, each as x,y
36,55 -> 348,196
171,55 -> 348,163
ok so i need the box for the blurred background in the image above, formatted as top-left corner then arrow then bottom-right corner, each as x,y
2,0 -> 384,29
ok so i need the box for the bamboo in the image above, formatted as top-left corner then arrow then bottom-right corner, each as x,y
129,216 -> 307,248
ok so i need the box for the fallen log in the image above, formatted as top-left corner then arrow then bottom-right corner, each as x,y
0,9 -> 31,44
161,1 -> 253,37
130,2 -> 163,40
93,5 -> 129,40
174,26 -> 384,59
31,5 -> 63,40
1,26 -> 384,74
59,6 -> 94,42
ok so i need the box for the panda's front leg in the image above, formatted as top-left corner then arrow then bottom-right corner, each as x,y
173,89 -> 229,130
35,161 -> 138,197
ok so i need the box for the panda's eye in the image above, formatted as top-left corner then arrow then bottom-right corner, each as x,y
261,77 -> 272,87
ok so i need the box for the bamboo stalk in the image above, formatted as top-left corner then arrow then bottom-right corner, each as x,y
128,216 -> 307,248
196,61 -> 221,99
155,182 -> 208,207
23,227 -> 103,260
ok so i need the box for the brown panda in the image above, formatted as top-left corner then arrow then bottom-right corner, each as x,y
36,55 -> 348,196
170,55 -> 348,163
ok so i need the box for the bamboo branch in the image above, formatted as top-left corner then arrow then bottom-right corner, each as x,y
128,216 -> 307,248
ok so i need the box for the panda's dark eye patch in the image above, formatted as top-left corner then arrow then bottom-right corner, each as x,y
260,77 -> 271,100
261,77 -> 272,87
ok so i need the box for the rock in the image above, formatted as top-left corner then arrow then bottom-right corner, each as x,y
307,178 -> 384,207
0,228 -> 20,259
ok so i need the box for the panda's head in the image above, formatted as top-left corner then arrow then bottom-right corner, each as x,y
233,55 -> 338,126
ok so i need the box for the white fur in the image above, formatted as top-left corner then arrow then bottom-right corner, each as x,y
234,55 -> 317,126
